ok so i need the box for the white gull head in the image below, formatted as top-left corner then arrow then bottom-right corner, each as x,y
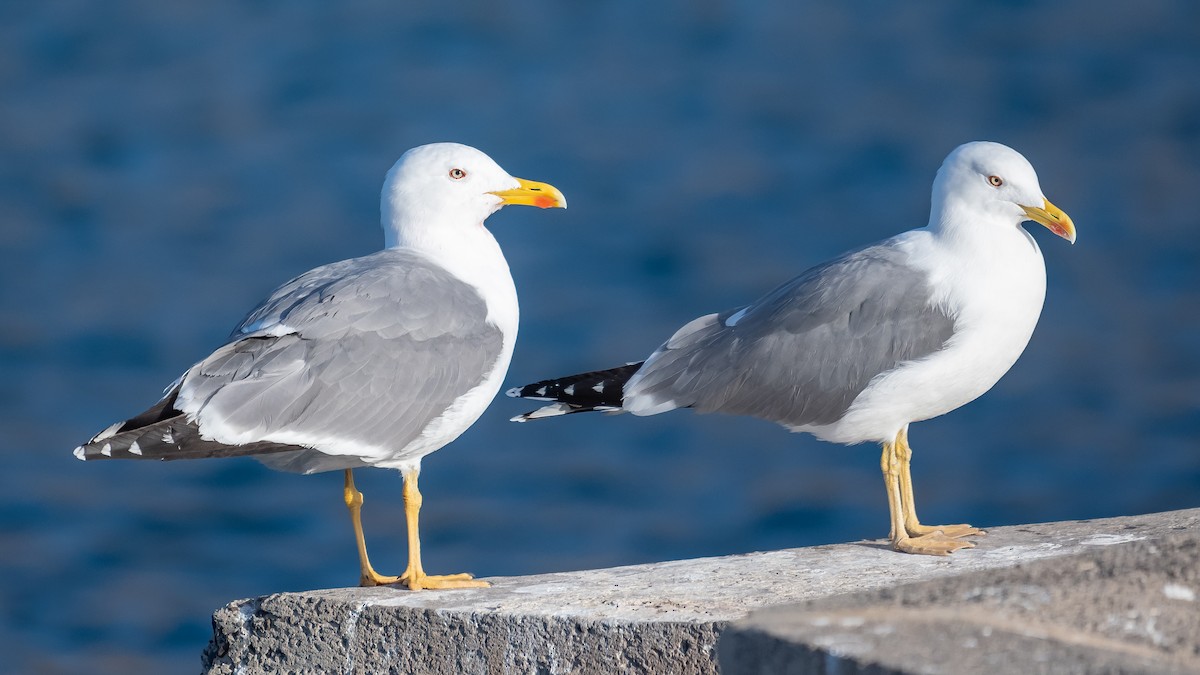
929,141 -> 1075,245
380,142 -> 566,251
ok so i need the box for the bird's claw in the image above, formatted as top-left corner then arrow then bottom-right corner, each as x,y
892,531 -> 975,556
358,572 -> 402,587
400,571 -> 489,591
906,523 -> 984,539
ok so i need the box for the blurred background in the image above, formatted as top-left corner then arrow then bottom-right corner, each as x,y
2,1 -> 1198,672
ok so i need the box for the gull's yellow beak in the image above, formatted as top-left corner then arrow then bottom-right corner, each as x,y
491,177 -> 567,210
1021,198 -> 1076,244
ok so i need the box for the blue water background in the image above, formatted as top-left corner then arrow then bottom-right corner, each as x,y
2,2 -> 1198,672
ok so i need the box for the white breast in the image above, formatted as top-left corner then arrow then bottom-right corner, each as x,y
808,226 -> 1047,445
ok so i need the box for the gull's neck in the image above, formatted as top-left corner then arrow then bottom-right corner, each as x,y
927,195 -> 1041,260
918,194 -> 1046,331
381,202 -> 519,338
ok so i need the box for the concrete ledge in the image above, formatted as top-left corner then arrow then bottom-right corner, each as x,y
202,509 -> 1199,674
719,527 -> 1200,675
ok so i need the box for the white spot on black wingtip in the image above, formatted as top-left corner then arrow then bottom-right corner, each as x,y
129,440 -> 143,456
510,403 -> 574,422
100,443 -> 113,457
508,385 -> 556,401
92,421 -> 124,443
563,385 -> 575,396
73,446 -> 86,461
592,382 -> 605,393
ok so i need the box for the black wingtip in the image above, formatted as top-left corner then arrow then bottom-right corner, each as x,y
508,362 -> 643,411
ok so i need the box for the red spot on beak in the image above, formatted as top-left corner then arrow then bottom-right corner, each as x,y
533,195 -> 557,209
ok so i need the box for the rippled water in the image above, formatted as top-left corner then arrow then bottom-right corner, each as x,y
2,2 -> 1199,672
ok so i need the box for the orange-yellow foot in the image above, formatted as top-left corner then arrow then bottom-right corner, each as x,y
893,532 -> 975,556
359,570 -> 401,587
906,523 -> 985,539
400,570 -> 490,591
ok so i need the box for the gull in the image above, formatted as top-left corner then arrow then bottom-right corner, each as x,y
509,141 -> 1074,555
75,142 -> 566,588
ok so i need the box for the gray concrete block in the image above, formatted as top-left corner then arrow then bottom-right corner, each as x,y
203,508 -> 1199,674
719,521 -> 1200,675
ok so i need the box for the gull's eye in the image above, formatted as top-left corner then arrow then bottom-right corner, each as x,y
987,175 -> 1004,187
449,168 -> 467,180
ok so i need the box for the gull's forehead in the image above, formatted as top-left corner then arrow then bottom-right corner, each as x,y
388,143 -> 512,191
402,143 -> 490,169
953,142 -> 1034,176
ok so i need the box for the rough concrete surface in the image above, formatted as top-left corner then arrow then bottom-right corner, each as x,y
720,519 -> 1200,675
203,508 -> 1199,674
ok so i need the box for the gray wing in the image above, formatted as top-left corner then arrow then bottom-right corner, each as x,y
174,248 -> 504,469
624,242 -> 955,427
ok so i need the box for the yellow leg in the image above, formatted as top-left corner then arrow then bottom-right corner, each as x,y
881,440 -> 905,544
344,469 -> 400,587
397,470 -> 489,591
896,427 -> 983,540
881,431 -> 974,556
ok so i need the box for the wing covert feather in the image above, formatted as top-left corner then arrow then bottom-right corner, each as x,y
626,243 -> 955,427
175,249 -> 505,458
